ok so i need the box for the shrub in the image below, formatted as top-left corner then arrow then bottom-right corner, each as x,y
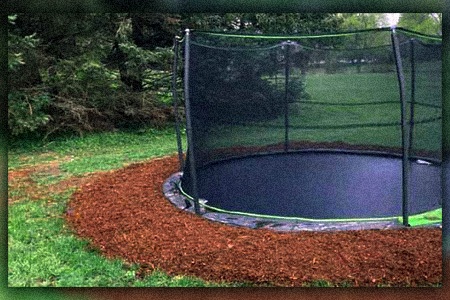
8,15 -> 51,136
8,91 -> 51,136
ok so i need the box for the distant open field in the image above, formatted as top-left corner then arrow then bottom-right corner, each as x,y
198,68 -> 441,157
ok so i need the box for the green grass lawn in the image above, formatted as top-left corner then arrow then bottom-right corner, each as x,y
8,127 -> 243,287
198,71 -> 441,156
8,128 -> 182,174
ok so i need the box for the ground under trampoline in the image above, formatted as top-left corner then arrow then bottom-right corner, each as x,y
164,151 -> 442,231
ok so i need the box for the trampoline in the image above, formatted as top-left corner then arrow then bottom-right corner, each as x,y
167,27 -> 442,229
181,152 -> 441,220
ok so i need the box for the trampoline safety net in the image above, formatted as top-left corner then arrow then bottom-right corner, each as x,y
180,28 -> 442,167
173,27 -> 442,222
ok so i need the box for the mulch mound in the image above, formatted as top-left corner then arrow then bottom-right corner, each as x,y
65,155 -> 442,287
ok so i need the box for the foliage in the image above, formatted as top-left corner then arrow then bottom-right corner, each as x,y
181,13 -> 343,34
339,13 -> 384,30
8,15 -> 51,136
7,14 -> 181,138
253,13 -> 343,34
7,13 -> 439,139
8,91 -> 51,136
398,13 -> 442,36
8,15 -> 38,72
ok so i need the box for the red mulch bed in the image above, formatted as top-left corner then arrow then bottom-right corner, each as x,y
65,155 -> 442,287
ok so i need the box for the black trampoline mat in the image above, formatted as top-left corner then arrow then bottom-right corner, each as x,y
187,152 -> 442,219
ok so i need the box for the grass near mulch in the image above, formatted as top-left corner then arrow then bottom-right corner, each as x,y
8,120 -> 442,287
9,127 -> 387,287
8,127 -> 183,173
8,127 -> 242,287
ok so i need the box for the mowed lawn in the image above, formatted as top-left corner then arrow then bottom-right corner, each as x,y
199,68 -> 441,156
8,129 -> 236,288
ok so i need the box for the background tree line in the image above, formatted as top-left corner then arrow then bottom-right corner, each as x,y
8,13 -> 442,139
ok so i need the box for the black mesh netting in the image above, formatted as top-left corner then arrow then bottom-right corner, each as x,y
182,29 -> 441,168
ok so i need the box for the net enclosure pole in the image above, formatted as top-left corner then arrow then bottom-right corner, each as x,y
284,41 -> 291,152
391,27 -> 410,226
172,36 -> 185,171
409,39 -> 416,156
183,29 -> 201,215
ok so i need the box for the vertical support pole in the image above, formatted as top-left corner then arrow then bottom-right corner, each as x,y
391,27 -> 410,226
184,29 -> 201,215
409,39 -> 416,157
172,36 -> 185,171
284,42 -> 291,152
